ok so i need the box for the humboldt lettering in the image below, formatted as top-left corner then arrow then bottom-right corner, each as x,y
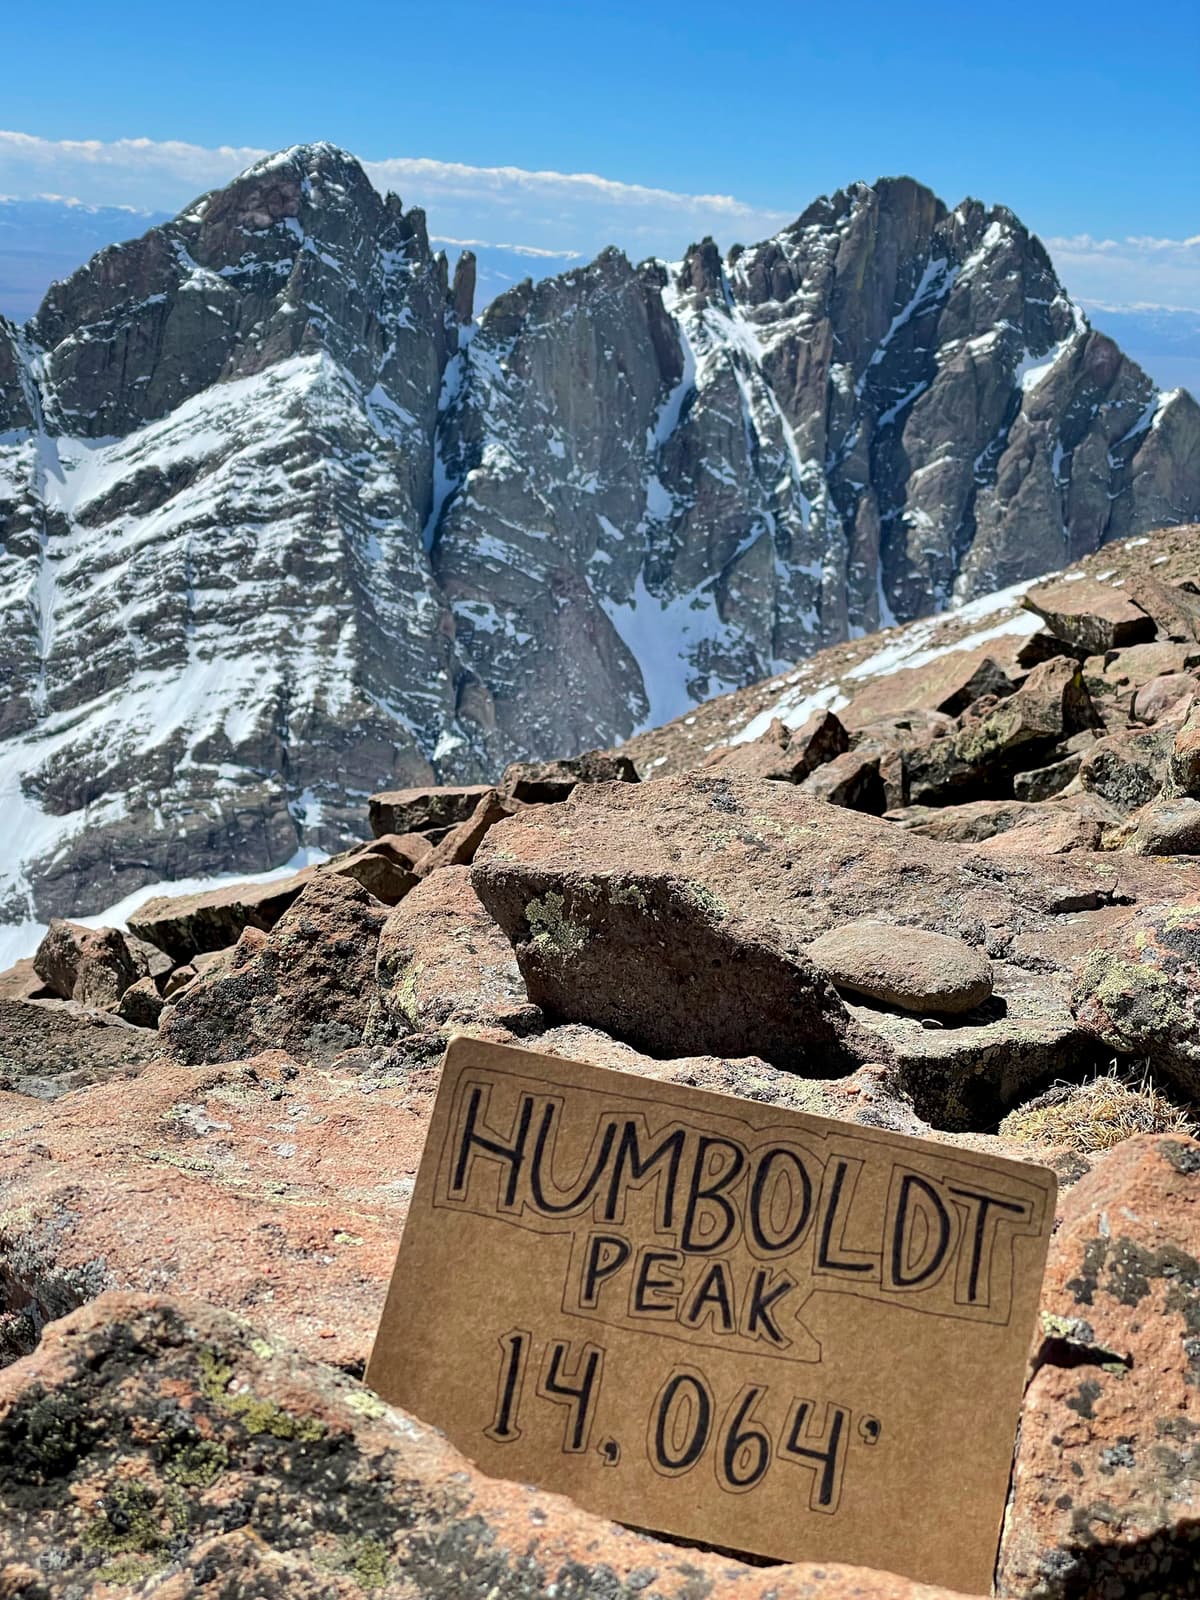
441,1077 -> 1040,1344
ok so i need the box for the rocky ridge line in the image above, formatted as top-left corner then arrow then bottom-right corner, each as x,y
2,147 -> 1198,938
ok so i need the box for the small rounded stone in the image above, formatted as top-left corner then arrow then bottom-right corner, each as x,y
806,920 -> 993,1015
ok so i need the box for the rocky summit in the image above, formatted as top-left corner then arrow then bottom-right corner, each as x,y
2,518 -> 1200,1596
3,144 -> 1200,940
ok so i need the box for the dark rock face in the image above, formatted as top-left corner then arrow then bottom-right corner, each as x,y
2,149 -> 1197,938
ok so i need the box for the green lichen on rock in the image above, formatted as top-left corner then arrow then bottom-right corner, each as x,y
164,1437 -> 229,1488
608,878 -> 649,911
680,881 -> 728,921
94,1553 -> 162,1586
349,1536 -> 391,1589
83,1479 -> 185,1560
524,891 -> 587,956
198,1346 -> 326,1443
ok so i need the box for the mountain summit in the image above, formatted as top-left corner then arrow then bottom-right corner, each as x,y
1,145 -> 1198,936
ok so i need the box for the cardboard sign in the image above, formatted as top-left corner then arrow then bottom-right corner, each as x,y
367,1037 -> 1056,1594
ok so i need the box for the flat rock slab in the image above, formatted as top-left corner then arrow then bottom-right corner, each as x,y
807,921 -> 993,1014
0,1293 -> 977,1600
128,870 -> 317,962
998,1134 -> 1200,1599
0,1049 -> 429,1372
1023,577 -> 1157,655
368,783 -> 492,838
471,773 -> 1196,1123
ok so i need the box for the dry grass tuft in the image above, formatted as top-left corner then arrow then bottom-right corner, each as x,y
1000,1063 -> 1198,1155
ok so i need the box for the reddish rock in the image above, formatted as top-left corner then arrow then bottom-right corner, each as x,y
470,773 -> 1192,1121
807,921 -> 993,1015
1119,795 -> 1200,855
0,1050 -> 428,1372
32,919 -> 168,1009
800,748 -> 886,812
1128,572 -> 1200,640
325,847 -> 418,906
840,644 -> 1016,730
1024,577 -> 1157,655
367,783 -> 492,838
0,995 -> 160,1099
1132,671 -> 1196,723
889,798 -> 1046,844
369,866 -> 542,1043
360,830 -> 434,869
117,973 -> 165,1028
906,659 -> 1098,805
0,1293 -> 978,1600
128,872 -> 317,962
476,864 -> 872,1075
998,1135 -> 1200,1598
161,874 -> 386,1066
0,959 -> 50,1002
1076,724 -> 1176,813
1072,900 -> 1200,1097
414,788 -> 522,877
1168,702 -> 1200,797
499,747 -> 638,801
703,709 -> 850,782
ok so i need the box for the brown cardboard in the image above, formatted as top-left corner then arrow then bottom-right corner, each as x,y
367,1036 -> 1056,1594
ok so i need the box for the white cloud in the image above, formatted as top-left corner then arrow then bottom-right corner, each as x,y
0,131 -> 790,265
3,132 -> 1195,313
1042,232 -> 1200,312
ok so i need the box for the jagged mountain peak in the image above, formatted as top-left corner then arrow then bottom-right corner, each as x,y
0,153 -> 1196,950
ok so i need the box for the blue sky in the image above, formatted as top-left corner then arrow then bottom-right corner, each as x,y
1,0 -> 1197,307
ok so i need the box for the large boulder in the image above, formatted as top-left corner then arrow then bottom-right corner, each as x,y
0,1293 -> 974,1600
702,710 -> 849,782
1023,577 -> 1157,654
369,866 -> 542,1044
412,788 -> 522,877
905,659 -> 1098,804
161,874 -> 387,1066
32,920 -> 169,1009
128,871 -> 317,962
1072,900 -> 1200,1097
499,747 -> 638,801
799,748 -> 886,812
998,1135 -> 1200,1598
1075,723 -> 1177,814
367,783 -> 492,838
1127,573 -> 1200,641
474,866 -> 874,1075
471,773 -> 1191,1124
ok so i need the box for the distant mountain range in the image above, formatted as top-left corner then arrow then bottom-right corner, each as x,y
1,143 -> 1198,949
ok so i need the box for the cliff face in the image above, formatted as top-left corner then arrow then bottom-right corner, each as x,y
1,146 -> 1197,932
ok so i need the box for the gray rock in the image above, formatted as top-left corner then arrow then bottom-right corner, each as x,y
128,871 -> 316,962
0,997 -> 160,1098
368,784 -> 493,838
806,920 -> 993,1014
